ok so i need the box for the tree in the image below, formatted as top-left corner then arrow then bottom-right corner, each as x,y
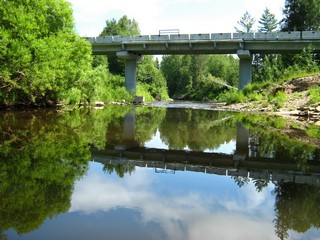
282,0 -> 320,31
274,182 -> 320,239
0,0 -> 92,107
235,11 -> 256,33
258,8 -> 278,32
99,16 -> 140,76
254,8 -> 279,82
137,56 -> 169,100
0,111 -> 90,234
100,16 -> 140,36
161,54 -> 238,100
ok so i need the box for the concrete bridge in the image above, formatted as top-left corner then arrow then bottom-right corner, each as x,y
91,147 -> 320,186
90,110 -> 320,185
86,31 -> 320,91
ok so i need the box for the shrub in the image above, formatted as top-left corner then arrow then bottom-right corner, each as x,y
309,86 -> 320,104
269,91 -> 287,109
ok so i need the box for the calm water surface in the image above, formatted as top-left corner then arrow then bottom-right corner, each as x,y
1,104 -> 320,240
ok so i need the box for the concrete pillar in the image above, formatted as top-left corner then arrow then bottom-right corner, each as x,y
116,51 -> 143,94
237,50 -> 252,90
114,108 -> 139,150
123,110 -> 136,143
233,122 -> 249,161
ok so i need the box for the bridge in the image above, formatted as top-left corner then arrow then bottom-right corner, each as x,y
91,147 -> 320,186
90,109 -> 320,185
86,31 -> 320,91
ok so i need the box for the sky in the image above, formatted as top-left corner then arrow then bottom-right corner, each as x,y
68,0 -> 286,37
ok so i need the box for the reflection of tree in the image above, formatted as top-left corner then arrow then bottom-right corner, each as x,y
253,179 -> 269,192
135,107 -> 166,144
239,114 -> 320,171
103,163 -> 135,178
159,109 -> 237,151
105,107 -> 166,147
232,176 -> 250,188
273,182 -> 320,239
0,111 -> 90,235
232,176 -> 270,192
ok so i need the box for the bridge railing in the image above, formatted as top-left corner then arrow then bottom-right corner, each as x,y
87,31 -> 320,44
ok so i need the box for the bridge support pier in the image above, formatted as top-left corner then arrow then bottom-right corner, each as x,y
233,122 -> 249,161
117,51 -> 143,94
237,50 -> 252,90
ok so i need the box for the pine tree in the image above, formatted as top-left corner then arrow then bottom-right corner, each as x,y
258,8 -> 278,32
282,0 -> 320,31
235,11 -> 256,33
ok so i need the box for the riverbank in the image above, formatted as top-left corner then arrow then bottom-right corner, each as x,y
214,74 -> 320,125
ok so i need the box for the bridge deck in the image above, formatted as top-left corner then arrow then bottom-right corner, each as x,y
87,31 -> 320,55
91,148 -> 320,185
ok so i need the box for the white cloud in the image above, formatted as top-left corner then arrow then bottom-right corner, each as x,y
70,165 -> 276,240
68,0 -> 285,36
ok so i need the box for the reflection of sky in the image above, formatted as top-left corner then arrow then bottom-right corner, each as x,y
144,129 -> 236,154
7,163 -> 320,240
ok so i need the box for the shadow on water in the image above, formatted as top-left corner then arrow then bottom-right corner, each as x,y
0,104 -> 320,239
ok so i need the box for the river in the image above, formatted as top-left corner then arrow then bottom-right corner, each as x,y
1,103 -> 320,240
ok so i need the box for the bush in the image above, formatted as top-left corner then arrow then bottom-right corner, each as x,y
269,91 -> 287,109
216,89 -> 246,104
309,85 -> 320,104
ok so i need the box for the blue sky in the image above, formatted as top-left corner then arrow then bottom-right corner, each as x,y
68,0 -> 285,36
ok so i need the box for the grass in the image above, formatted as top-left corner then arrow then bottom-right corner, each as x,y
308,85 -> 320,104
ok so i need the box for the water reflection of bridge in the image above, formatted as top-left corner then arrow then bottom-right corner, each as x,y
91,147 -> 320,186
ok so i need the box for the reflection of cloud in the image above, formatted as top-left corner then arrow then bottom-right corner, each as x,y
70,165 -> 276,240
222,183 -> 274,214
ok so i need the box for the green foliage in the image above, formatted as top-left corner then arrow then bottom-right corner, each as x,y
0,0 -> 92,106
258,8 -> 278,32
308,85 -> 320,104
0,106 -> 143,234
216,89 -> 246,104
269,91 -> 287,109
274,182 -> 320,239
100,15 -> 140,36
161,55 -> 238,100
306,124 -> 320,139
99,15 -> 140,76
137,56 -> 169,100
282,0 -> 320,31
59,65 -> 136,104
158,109 -> 237,151
0,111 -> 90,234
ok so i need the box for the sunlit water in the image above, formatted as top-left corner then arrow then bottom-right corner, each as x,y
1,104 -> 320,240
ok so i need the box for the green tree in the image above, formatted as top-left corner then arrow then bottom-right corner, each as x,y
235,11 -> 256,33
99,16 -> 140,75
0,111 -> 90,234
282,0 -> 320,31
274,182 -> 320,239
161,54 -> 238,100
258,8 -> 278,32
254,8 -> 279,83
137,56 -> 169,100
0,0 -> 92,107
